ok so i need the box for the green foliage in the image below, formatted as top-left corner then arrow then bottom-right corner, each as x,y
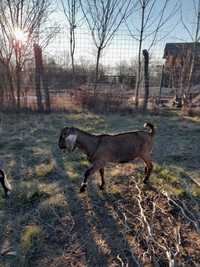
154,165 -> 177,184
191,185 -> 200,198
18,225 -> 44,267
20,225 -> 43,253
35,162 -> 55,177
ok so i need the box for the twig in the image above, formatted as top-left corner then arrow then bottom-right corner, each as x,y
117,254 -> 125,267
162,190 -> 200,234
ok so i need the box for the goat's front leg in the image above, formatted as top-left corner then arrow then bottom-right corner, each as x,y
142,155 -> 153,184
0,170 -> 11,198
80,161 -> 104,193
143,164 -> 153,184
99,168 -> 105,190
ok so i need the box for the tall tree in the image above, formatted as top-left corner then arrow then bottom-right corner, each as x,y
0,0 -> 52,109
181,0 -> 200,97
125,0 -> 179,108
80,0 -> 132,94
60,0 -> 80,76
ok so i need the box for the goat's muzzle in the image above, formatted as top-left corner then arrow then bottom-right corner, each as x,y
58,134 -> 77,152
58,136 -> 67,151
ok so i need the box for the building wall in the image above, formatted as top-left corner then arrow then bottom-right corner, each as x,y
164,50 -> 200,90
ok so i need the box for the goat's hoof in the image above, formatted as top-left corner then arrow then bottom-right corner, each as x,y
80,183 -> 87,193
99,184 -> 105,191
143,179 -> 149,185
4,191 -> 11,199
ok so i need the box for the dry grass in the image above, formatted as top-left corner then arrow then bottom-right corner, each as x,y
0,111 -> 200,266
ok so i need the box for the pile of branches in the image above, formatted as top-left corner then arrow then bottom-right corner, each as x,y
111,178 -> 200,266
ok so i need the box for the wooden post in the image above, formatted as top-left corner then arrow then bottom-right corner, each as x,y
34,44 -> 44,112
142,49 -> 149,112
34,44 -> 51,112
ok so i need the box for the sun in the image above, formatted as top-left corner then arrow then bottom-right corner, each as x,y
13,28 -> 27,43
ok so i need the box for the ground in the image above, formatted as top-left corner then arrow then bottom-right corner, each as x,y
0,110 -> 200,267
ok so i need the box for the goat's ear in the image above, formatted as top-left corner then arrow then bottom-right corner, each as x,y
70,127 -> 76,134
60,128 -> 66,138
64,127 -> 70,133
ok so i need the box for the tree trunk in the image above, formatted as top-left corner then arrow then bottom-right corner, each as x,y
38,45 -> 51,112
187,0 -> 200,103
0,83 -> 4,107
135,3 -> 145,108
158,64 -> 165,104
42,70 -> 51,112
187,43 -> 197,96
16,63 -> 21,109
70,27 -> 75,76
35,68 -> 43,112
94,47 -> 101,95
6,65 -> 16,107
142,49 -> 149,112
180,62 -> 185,98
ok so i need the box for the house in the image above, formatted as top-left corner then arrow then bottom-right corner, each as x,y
163,42 -> 200,90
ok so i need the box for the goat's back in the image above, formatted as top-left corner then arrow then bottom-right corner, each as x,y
93,131 -> 153,163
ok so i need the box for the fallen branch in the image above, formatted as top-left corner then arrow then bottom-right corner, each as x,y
162,190 -> 200,234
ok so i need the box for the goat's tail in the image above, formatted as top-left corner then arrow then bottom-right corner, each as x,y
144,122 -> 155,136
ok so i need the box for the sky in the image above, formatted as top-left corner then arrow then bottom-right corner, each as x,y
45,0 -> 199,69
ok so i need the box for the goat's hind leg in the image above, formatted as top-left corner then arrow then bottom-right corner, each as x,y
80,161 -> 104,193
142,155 -> 153,184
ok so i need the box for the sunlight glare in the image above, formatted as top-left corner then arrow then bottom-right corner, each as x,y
13,28 -> 27,43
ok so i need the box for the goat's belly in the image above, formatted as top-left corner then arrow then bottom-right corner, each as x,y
105,148 -> 138,163
118,159 -> 133,163
94,142 -> 139,163
113,154 -> 136,163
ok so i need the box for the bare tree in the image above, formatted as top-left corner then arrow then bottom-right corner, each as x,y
60,0 -> 81,76
181,0 -> 200,98
0,0 -> 52,109
125,0 -> 179,108
0,2 -> 16,105
79,0 -> 132,94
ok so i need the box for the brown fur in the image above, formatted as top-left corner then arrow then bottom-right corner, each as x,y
58,123 -> 155,192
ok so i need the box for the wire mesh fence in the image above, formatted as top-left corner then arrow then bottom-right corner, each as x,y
0,26 -> 200,113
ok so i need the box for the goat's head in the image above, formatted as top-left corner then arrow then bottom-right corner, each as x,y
58,127 -> 77,152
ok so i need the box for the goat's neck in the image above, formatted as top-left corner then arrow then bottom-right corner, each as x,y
76,129 -> 99,159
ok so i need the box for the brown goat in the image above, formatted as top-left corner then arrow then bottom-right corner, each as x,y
58,123 -> 155,193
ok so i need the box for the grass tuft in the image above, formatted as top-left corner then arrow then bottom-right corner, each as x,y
35,162 -> 55,177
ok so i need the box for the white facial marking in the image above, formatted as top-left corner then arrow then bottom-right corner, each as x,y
65,134 -> 77,151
